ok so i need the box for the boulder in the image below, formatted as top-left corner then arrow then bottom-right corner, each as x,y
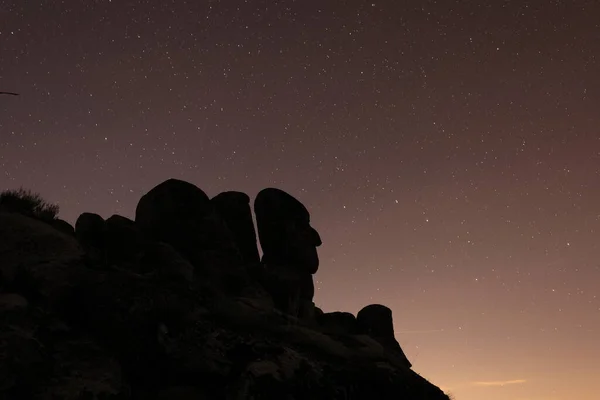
357,304 -> 412,368
105,214 -> 145,267
135,179 -> 242,270
75,212 -> 107,266
357,304 -> 395,337
50,218 -> 75,236
254,188 -> 321,274
211,191 -> 260,265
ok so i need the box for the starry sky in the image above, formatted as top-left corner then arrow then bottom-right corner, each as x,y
1,1 -> 599,399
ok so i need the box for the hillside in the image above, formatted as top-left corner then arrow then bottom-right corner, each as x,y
0,179 -> 450,400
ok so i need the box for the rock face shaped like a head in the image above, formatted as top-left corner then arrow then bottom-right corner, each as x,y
254,188 -> 321,274
211,191 -> 260,265
135,178 -> 241,270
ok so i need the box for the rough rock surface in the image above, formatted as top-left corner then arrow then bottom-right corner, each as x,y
137,241 -> 194,282
250,263 -> 316,319
211,191 -> 260,265
1,186 -> 449,400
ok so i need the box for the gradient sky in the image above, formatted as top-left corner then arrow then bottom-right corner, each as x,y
1,1 -> 599,399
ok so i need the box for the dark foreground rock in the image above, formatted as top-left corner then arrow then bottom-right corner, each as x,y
1,209 -> 449,400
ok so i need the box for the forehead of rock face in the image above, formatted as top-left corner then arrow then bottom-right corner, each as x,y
254,188 -> 310,225
135,179 -> 211,233
357,304 -> 395,337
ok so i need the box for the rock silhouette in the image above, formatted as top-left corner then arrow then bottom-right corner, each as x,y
253,188 -> 322,317
106,214 -> 145,267
211,191 -> 260,265
50,218 -> 75,236
318,311 -> 359,334
254,187 -> 321,273
75,212 -> 107,266
135,178 -> 242,270
0,179 -> 448,400
357,304 -> 412,368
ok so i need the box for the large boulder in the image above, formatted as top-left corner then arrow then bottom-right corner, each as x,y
75,212 -> 107,266
135,179 -> 241,271
211,191 -> 260,265
105,214 -> 145,267
254,188 -> 321,274
357,304 -> 412,368
0,205 -> 449,400
50,218 -> 75,236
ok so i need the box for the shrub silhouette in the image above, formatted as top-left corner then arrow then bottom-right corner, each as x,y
0,187 -> 59,221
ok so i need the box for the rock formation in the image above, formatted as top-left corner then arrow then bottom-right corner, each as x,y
254,188 -> 322,317
135,178 -> 242,270
211,191 -> 260,265
75,212 -> 107,266
357,304 -> 412,368
138,241 -> 194,282
106,214 -> 145,267
50,218 -> 75,236
0,178 -> 448,399
254,188 -> 321,273
318,311 -> 359,334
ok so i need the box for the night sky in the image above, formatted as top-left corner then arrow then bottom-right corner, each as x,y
2,1 -> 599,399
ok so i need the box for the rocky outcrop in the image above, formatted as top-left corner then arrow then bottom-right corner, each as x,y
211,191 -> 260,265
0,179 -> 449,400
105,214 -> 145,267
357,304 -> 412,369
75,212 -> 107,266
318,311 -> 359,334
50,218 -> 75,236
254,188 -> 321,273
135,179 -> 242,271
250,263 -> 316,320
254,188 -> 322,317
